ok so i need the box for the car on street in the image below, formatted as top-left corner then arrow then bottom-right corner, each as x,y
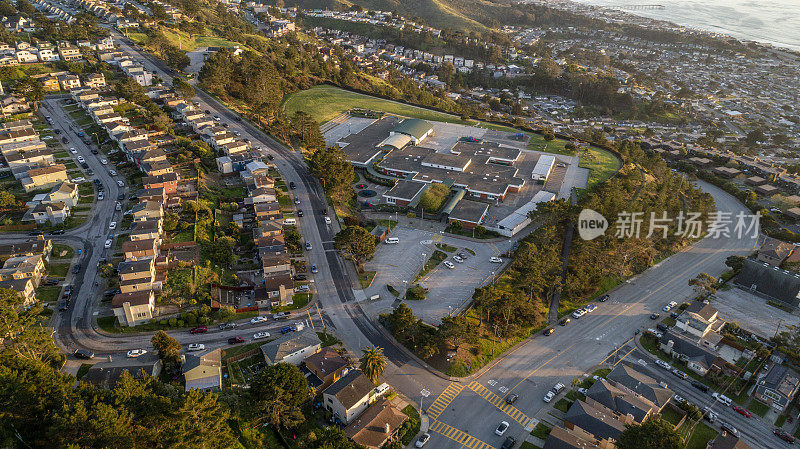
584,304 -> 597,313
213,115 -> 221,121
63,285 -> 72,296
189,326 -> 207,334
650,313 -> 660,320
774,429 -> 796,443
720,422 -> 738,436
116,202 -> 122,211
673,394 -> 685,404
453,255 -> 463,263
273,312 -> 290,320
656,360 -> 671,370
251,316 -> 269,324
702,407 -> 717,423
109,221 -> 116,229
662,304 -> 672,312
98,191 -> 104,200
415,433 -> 430,448
101,159 -> 107,165
228,337 -> 245,345
109,169 -> 117,176
62,137 -> 69,143
505,393 -> 518,404
599,294 -> 609,302
501,437 -> 516,449
72,264 -> 81,274
117,180 -> 124,187
692,381 -> 710,393
289,182 -> 296,189
74,349 -> 94,359
77,156 -> 85,163
310,264 -> 318,273
253,332 -> 271,340
305,242 -> 312,251
58,300 -> 69,311
732,405 -> 751,418
70,147 -> 77,154
543,328 -> 554,336
91,149 -> 98,154
572,308 -> 586,319
127,349 -> 147,358
294,198 -> 300,204
297,210 -> 303,217
104,239 -> 112,248
443,260 -> 455,269
187,344 -> 205,351
559,317 -> 570,326
490,257 -> 503,263
543,391 -> 555,403
672,369 -> 688,380
495,421 -> 509,436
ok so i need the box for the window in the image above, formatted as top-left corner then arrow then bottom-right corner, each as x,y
762,389 -> 782,402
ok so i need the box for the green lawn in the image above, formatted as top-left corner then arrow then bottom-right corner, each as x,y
747,398 -> 770,417
553,398 -> 572,413
358,271 -> 376,289
36,285 -> 62,303
51,243 -> 74,259
273,293 -> 312,312
400,405 -> 421,446
415,250 -> 447,281
317,332 -> 341,348
282,85 -> 473,125
661,406 -> 684,426
684,421 -> 717,449
531,423 -> 552,439
579,146 -> 621,190
520,443 -> 542,449
47,263 -> 70,278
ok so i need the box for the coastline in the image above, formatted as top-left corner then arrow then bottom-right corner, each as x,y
565,0 -> 800,53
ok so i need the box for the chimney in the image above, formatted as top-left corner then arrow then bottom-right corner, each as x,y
384,423 -> 390,434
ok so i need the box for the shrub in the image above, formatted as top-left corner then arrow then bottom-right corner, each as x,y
168,317 -> 177,327
176,320 -> 185,327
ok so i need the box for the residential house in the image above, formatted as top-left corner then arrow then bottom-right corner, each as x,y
303,347 -> 349,391
83,73 -> 106,89
15,48 -> 37,63
41,75 -> 60,91
0,254 -> 46,287
585,378 -> 662,424
706,432 -> 752,449
142,172 -> 178,195
0,127 -> 37,144
130,201 -> 164,222
36,47 -> 59,62
260,327 -> 321,365
605,364 -> 673,408
0,237 -> 51,262
57,74 -> 81,91
323,369 -> 377,424
0,277 -> 35,305
21,164 -> 68,192
256,271 -> 295,307
129,219 -> 162,242
259,250 -> 291,275
254,201 -> 281,222
757,237 -> 794,266
674,301 -> 725,338
660,329 -> 724,376
31,201 -> 70,224
753,364 -> 800,412
118,258 -> 155,294
344,398 -> 407,449
121,238 -> 159,261
563,400 -> 632,441
182,349 -> 222,391
111,290 -> 155,326
542,425 -> 615,449
1,95 -> 30,114
57,42 -> 82,61
45,182 -> 78,207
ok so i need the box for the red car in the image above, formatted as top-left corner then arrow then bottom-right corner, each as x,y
189,326 -> 207,334
732,406 -> 751,418
774,429 -> 796,444
228,337 -> 245,345
356,183 -> 367,188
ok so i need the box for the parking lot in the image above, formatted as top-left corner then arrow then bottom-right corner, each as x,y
363,225 -> 512,324
714,287 -> 800,337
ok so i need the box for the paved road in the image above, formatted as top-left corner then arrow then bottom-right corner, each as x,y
429,181 -> 764,449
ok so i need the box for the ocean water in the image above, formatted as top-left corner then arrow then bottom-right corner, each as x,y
571,0 -> 800,51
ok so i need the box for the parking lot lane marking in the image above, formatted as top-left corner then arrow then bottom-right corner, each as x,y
466,381 -> 530,426
426,383 -> 465,420
429,420 -> 494,449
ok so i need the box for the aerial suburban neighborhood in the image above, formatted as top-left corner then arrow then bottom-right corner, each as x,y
0,0 -> 799,448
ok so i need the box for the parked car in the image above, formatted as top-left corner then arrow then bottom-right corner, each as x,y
74,349 -> 94,359
253,332 -> 271,340
572,308 -> 586,319
774,429 -> 796,443
289,181 -> 296,189
108,221 -> 116,229
650,313 -> 660,320
656,360 -> 671,370
559,317 -> 570,326
189,326 -> 207,334
219,322 -> 236,330
673,394 -> 685,404
672,369 -> 688,380
702,407 -> 717,423
310,264 -> 318,273
187,344 -> 205,351
501,437 -> 516,449
58,300 -> 69,311
543,328 -> 554,336
228,337 -> 245,345
101,159 -> 108,165
732,406 -> 751,418
543,391 -> 555,403
415,433 -> 430,448
720,422 -> 738,437
104,239 -> 112,248
453,255 -> 464,263
495,421 -> 509,436
505,394 -> 518,405
273,312 -> 290,320
117,180 -> 124,187
126,349 -> 147,358
490,257 -> 503,263
305,242 -> 312,251
250,316 -> 269,324
294,274 -> 307,281
297,210 -> 303,217
443,260 -> 455,269
577,387 -> 589,395
584,304 -> 597,313
280,326 -> 295,334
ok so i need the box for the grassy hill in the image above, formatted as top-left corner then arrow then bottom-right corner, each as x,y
288,0 -> 536,31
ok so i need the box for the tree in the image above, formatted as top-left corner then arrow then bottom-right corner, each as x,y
0,190 -> 17,209
0,288 -> 60,364
309,147 -> 355,203
418,183 -> 450,212
438,316 -> 476,348
173,77 -> 195,100
688,273 -> 717,298
615,418 -> 683,449
334,226 -> 376,266
724,255 -> 745,272
250,363 -> 308,428
151,330 -> 181,363
359,345 -> 386,384
15,78 -> 42,110
16,0 -> 35,15
209,236 -> 236,268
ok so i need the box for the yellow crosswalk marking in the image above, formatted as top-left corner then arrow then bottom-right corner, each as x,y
426,383 -> 465,420
429,420 -> 494,449
466,381 -> 531,426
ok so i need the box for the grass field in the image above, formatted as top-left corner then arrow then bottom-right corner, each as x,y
282,85 -> 472,125
126,28 -> 239,52
579,146 -> 621,190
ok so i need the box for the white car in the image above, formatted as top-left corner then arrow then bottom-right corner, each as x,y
253,332 -> 271,340
104,239 -> 112,248
117,180 -> 124,187
662,304 -> 673,312
577,387 -> 589,395
250,316 -> 269,324
453,255 -> 464,263
656,359 -> 671,370
443,260 -> 455,269
126,349 -> 147,358
71,177 -> 86,183
115,202 -> 122,211
495,421 -> 509,436
77,156 -> 85,163
109,221 -> 116,229
294,198 -> 300,204
415,433 -> 430,448
572,309 -> 586,319
543,391 -> 555,403
101,159 -> 108,165
70,147 -> 77,154
42,135 -> 53,140
490,257 -> 503,263
97,192 -> 104,200
673,394 -> 685,404
109,169 -> 117,176
187,343 -> 205,351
